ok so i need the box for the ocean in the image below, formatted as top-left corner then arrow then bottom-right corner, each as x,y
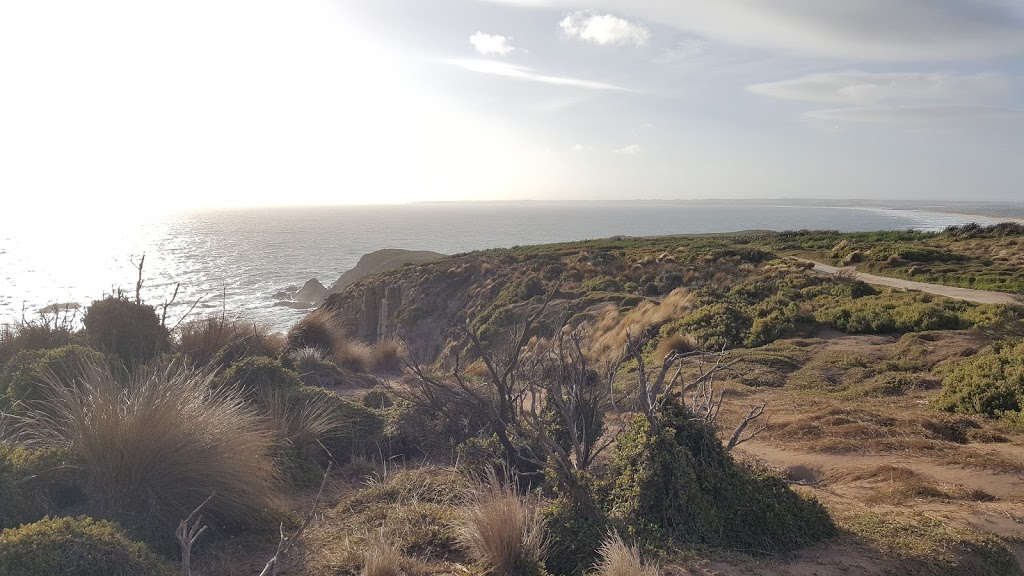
0,203 -> 1005,331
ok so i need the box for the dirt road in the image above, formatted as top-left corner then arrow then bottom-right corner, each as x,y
795,259 -> 1022,306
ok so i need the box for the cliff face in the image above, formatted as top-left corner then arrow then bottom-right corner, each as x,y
321,237 -> 781,364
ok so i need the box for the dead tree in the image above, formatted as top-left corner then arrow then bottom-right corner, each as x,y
622,330 -> 768,451
399,297 -> 551,471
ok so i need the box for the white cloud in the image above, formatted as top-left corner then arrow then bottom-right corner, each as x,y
469,32 -> 516,55
615,143 -> 641,154
573,143 -> 586,151
442,59 -> 633,91
485,0 -> 1024,61
803,106 -> 1023,124
748,72 -> 1007,106
560,11 -> 649,47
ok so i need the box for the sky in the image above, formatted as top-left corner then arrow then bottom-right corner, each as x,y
0,0 -> 1022,216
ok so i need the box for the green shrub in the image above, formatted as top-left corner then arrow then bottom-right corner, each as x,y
541,496 -> 607,576
0,321 -> 79,367
0,345 -> 113,413
0,446 -> 82,530
933,340 -> 1024,421
224,355 -> 302,400
297,386 -> 385,463
0,516 -> 174,576
608,398 -> 835,553
669,303 -> 752,350
584,276 -> 623,293
82,296 -> 167,368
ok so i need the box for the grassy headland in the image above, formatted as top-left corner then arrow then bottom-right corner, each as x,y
2,224 -> 1023,575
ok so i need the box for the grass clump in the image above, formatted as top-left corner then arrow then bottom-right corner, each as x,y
362,542 -> 405,576
177,316 -> 283,368
592,532 -> 658,576
0,516 -> 174,576
287,308 -> 344,355
458,476 -> 548,576
15,361 -> 280,548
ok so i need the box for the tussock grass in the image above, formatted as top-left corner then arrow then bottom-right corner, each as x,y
264,392 -> 347,483
458,475 -> 546,576
588,288 -> 695,360
655,332 -> 699,361
362,542 -> 404,576
287,308 -> 345,356
831,465 -> 995,504
593,533 -> 658,576
370,339 -> 405,374
334,339 -> 374,373
178,316 -> 283,368
14,360 -> 280,545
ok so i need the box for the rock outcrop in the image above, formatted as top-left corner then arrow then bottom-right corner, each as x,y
323,249 -> 444,303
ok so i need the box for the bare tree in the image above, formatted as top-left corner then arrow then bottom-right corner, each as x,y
399,297 -> 552,471
621,330 -> 768,451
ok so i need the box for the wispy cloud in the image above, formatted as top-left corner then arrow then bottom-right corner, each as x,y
485,0 -> 1024,61
804,106 -> 1023,124
469,32 -> 517,55
748,72 -> 1007,105
614,143 -> 641,154
442,59 -> 633,91
749,71 -> 1015,123
653,39 -> 706,63
560,11 -> 649,47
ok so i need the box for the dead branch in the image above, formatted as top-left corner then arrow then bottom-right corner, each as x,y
259,462 -> 332,576
132,254 -> 145,305
726,403 -> 769,451
161,283 -> 181,328
177,492 -> 215,576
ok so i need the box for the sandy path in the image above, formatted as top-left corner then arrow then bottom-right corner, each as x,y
794,258 -> 1022,306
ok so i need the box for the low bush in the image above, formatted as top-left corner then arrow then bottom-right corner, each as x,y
0,516 -> 174,576
0,446 -> 81,530
296,386 -> 385,464
82,296 -> 167,368
933,340 -> 1024,422
608,397 -> 835,553
540,496 -> 607,576
0,345 -> 113,413
0,320 -> 79,367
223,355 -> 302,401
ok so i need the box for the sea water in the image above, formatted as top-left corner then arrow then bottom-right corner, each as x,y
0,203 -> 1004,330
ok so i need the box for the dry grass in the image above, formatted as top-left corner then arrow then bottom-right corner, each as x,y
264,391 -> 348,481
287,308 -> 345,355
371,339 -> 406,374
178,316 -> 283,368
587,288 -> 695,360
593,532 -> 658,576
458,476 -> 546,575
334,338 -> 374,373
655,332 -> 699,360
832,465 -> 995,504
362,542 -> 405,576
14,360 -> 280,544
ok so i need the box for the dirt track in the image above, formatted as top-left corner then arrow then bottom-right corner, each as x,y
796,259 -> 1022,306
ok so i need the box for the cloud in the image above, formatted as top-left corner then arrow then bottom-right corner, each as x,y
573,143 -> 585,151
749,71 -> 1019,124
614,143 -> 641,154
484,0 -> 1024,61
442,59 -> 632,91
803,106 -> 1024,123
748,72 -> 1007,106
653,39 -> 706,63
469,32 -> 516,55
560,11 -> 649,46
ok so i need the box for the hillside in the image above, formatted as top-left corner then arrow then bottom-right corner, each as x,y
3,225 -> 1024,576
